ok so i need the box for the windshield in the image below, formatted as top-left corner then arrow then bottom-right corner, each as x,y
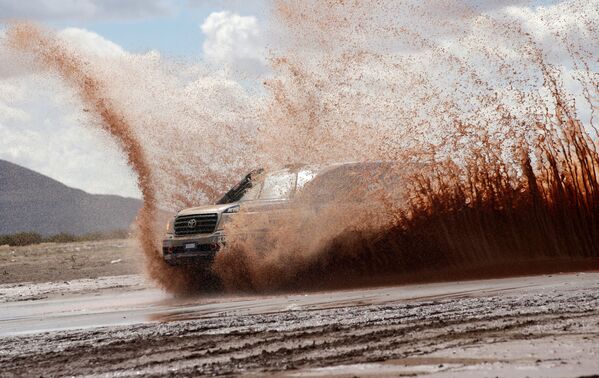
259,170 -> 296,200
217,167 -> 321,204
297,169 -> 318,189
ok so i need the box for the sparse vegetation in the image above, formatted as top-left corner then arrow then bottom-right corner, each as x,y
0,230 -> 129,247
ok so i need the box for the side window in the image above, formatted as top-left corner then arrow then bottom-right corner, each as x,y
260,171 -> 296,200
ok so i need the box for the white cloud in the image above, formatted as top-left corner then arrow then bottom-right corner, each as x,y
0,119 -> 140,197
0,0 -> 177,21
0,82 -> 30,122
0,28 -> 140,197
0,25 -> 260,201
58,27 -> 126,57
201,11 -> 267,77
0,104 -> 141,198
0,102 -> 30,123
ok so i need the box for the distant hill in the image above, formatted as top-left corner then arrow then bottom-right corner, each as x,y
0,159 -> 142,236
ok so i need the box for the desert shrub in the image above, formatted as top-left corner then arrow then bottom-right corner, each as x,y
0,230 -> 130,246
79,229 -> 129,241
44,232 -> 78,243
0,232 -> 44,246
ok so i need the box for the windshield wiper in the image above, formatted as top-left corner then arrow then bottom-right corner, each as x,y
217,168 -> 264,204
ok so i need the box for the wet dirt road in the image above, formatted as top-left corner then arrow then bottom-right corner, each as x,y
1,273 -> 599,377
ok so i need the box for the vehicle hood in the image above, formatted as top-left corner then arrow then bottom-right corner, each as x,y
177,199 -> 290,217
177,203 -> 238,216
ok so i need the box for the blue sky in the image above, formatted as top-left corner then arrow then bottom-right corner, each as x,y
39,1 -> 268,58
71,16 -> 208,57
0,0 -> 566,60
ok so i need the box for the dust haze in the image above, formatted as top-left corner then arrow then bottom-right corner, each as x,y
3,0 -> 598,293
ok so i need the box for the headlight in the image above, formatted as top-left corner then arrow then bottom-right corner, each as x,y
223,205 -> 240,213
165,218 -> 175,234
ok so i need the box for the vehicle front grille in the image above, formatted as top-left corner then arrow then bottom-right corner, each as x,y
174,213 -> 218,235
163,244 -> 219,255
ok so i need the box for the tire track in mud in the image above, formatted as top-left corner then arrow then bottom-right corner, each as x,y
1,280 -> 599,377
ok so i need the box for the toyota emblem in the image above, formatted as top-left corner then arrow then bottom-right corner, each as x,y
187,219 -> 197,229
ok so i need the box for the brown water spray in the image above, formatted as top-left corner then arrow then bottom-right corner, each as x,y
213,0 -> 599,291
4,24 -> 181,290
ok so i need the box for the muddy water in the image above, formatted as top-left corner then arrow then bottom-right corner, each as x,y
1,272 -> 596,336
1,272 -> 599,376
3,1 -> 598,292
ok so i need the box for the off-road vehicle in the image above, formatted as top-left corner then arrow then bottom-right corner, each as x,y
162,162 -> 400,266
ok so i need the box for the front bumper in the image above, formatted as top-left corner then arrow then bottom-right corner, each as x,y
162,232 -> 225,266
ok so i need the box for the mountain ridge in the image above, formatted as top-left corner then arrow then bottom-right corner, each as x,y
0,159 -> 142,235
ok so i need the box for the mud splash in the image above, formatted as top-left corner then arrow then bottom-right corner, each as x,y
214,0 -> 599,291
3,1 -> 599,293
4,24 -> 193,292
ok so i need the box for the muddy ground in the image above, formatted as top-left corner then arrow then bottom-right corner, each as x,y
0,239 -> 141,284
1,241 -> 598,377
